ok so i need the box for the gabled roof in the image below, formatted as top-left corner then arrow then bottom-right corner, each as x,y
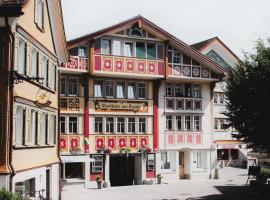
67,15 -> 228,75
191,36 -> 239,60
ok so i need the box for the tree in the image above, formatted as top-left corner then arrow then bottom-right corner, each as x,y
0,187 -> 20,200
225,39 -> 270,151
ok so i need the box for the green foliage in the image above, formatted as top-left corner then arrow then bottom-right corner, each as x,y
0,187 -> 20,200
225,38 -> 270,151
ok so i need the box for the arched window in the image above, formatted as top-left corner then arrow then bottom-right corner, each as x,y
130,28 -> 143,37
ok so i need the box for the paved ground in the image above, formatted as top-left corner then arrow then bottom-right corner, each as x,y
62,167 -> 269,200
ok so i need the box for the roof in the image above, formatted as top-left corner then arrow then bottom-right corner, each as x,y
67,15 -> 228,75
191,36 -> 239,60
0,0 -> 28,16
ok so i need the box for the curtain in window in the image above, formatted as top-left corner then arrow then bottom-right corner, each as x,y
124,42 -> 133,57
112,40 -> 121,56
18,39 -> 25,75
94,82 -> 102,97
16,107 -> 23,145
127,83 -> 135,99
116,83 -> 124,98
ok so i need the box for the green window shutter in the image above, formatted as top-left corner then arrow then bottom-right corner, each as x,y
136,42 -> 146,58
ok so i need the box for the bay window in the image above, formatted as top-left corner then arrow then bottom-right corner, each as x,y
94,80 -> 103,97
106,117 -> 114,133
69,117 -> 78,134
128,118 -> 136,133
117,117 -> 125,133
95,117 -> 103,133
127,83 -> 135,99
116,82 -> 125,98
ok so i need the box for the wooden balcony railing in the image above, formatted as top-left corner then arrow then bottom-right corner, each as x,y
59,134 -> 85,154
60,97 -> 83,112
60,56 -> 88,72
164,131 -> 203,147
165,97 -> 202,111
93,55 -> 164,77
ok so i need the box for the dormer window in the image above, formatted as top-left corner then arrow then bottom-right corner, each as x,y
35,0 -> 45,31
130,28 -> 143,37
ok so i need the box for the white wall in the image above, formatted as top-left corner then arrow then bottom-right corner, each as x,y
0,175 -> 9,189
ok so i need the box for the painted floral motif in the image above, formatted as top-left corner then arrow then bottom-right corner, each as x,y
114,58 -> 124,72
137,61 -> 146,73
148,62 -> 156,74
107,137 -> 116,150
183,66 -> 191,76
118,137 -> 127,148
173,65 -> 181,76
201,68 -> 209,78
140,137 -> 148,148
129,137 -> 138,149
96,137 -> 105,149
70,137 -> 79,149
192,67 -> 200,77
60,137 -> 67,150
126,59 -> 135,73
103,58 -> 112,71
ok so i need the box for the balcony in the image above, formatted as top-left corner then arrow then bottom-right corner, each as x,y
60,97 -> 84,113
165,97 -> 202,112
164,131 -> 203,148
168,64 -> 219,80
60,56 -> 88,73
59,134 -> 85,155
93,55 -> 164,78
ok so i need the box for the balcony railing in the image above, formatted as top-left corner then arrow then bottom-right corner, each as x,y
164,131 -> 203,147
59,134 -> 85,154
60,97 -> 84,112
165,97 -> 202,111
93,55 -> 164,77
60,56 -> 88,72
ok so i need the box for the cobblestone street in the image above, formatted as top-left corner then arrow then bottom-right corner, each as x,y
62,167 -> 266,200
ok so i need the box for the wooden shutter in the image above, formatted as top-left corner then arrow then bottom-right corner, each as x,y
35,110 -> 38,145
22,108 -> 26,145
45,113 -> 48,144
26,43 -> 31,76
14,35 -> 19,71
34,0 -> 38,24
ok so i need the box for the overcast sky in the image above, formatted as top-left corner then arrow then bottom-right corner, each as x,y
61,0 -> 270,58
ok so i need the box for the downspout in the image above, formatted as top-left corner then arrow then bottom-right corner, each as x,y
5,16 -> 16,191
57,69 -> 62,200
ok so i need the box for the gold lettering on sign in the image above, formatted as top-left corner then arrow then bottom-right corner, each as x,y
95,101 -> 148,112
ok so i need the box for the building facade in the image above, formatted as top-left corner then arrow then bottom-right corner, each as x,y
59,16 -> 227,188
0,0 -> 67,199
192,37 -> 248,168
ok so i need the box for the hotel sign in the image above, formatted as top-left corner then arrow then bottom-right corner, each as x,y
95,101 -> 148,112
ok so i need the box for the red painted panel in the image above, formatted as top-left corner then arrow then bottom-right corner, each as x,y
128,136 -> 138,149
94,56 -> 101,71
146,170 -> 155,178
114,58 -> 124,72
90,173 -> 103,181
107,136 -> 116,150
177,134 -> 184,144
118,136 -> 127,149
59,136 -> 68,151
103,57 -> 113,71
126,59 -> 135,73
69,136 -> 80,149
187,134 -> 193,144
147,62 -> 156,75
195,134 -> 202,144
137,60 -> 146,74
167,133 -> 174,145
95,136 -> 105,149
139,136 -> 149,148
158,61 -> 164,75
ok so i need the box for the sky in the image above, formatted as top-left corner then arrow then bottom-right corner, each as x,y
61,0 -> 270,59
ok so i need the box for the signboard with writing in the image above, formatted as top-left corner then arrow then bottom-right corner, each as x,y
95,101 -> 148,112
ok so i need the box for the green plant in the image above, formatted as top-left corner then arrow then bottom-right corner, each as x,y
260,168 -> 270,178
0,187 -> 20,200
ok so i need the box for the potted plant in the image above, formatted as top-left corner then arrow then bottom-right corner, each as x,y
96,175 -> 103,189
258,168 -> 270,183
157,174 -> 163,184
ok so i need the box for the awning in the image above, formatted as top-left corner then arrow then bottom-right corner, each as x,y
61,155 -> 95,163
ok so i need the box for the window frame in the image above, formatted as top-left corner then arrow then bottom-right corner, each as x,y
68,116 -> 78,134
128,117 -> 136,134
117,117 -> 125,133
91,155 -> 103,173
94,117 -> 103,133
68,77 -> 79,96
138,117 -> 146,133
105,117 -> 114,133
101,39 -> 111,55
35,0 -> 45,31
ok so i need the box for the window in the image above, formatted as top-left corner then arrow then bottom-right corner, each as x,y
193,150 -> 207,170
175,84 -> 184,97
130,28 -> 143,37
220,93 -> 225,104
185,84 -> 192,97
105,81 -> 114,98
95,117 -> 103,133
106,117 -> 114,133
30,110 -> 37,145
176,115 -> 181,130
138,83 -> 146,99
42,56 -> 48,86
18,38 -> 26,75
117,117 -> 125,133
184,116 -> 191,131
214,93 -> 218,104
166,115 -> 172,130
60,116 -> 66,134
31,48 -> 38,77
161,151 -> 176,171
60,77 -> 66,96
147,154 -> 155,171
193,116 -> 200,131
116,82 -> 125,98
214,119 -> 218,130
15,178 -> 35,198
127,83 -> 135,99
147,43 -> 156,59
78,46 -> 87,57
128,118 -> 136,133
136,42 -> 146,58
173,51 -> 181,63
48,115 -> 56,144
112,40 -> 121,56
139,118 -> 146,133
193,84 -> 201,98
91,155 -> 103,173
124,42 -> 133,57
36,0 -> 44,29
94,80 -> 103,97
40,112 -> 46,145
68,78 -> 78,96
15,106 -> 24,145
50,64 -> 56,90
69,117 -> 78,134
220,119 -> 227,130
101,39 -> 111,54
166,83 -> 173,96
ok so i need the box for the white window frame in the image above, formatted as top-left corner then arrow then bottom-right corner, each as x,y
106,117 -> 114,133
166,115 -> 173,131
15,106 -> 24,146
94,80 -> 103,97
184,115 -> 191,131
36,0 -> 45,30
117,117 -> 125,133
101,39 -> 111,55
60,77 -> 66,96
138,117 -> 146,133
30,47 -> 38,77
68,77 -> 79,96
29,109 -> 37,145
60,116 -> 66,134
91,155 -> 103,173
94,117 -> 103,133
138,82 -> 146,99
128,117 -> 136,134
18,38 -> 26,75
68,116 -> 78,134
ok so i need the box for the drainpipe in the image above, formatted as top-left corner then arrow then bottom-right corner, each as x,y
58,70 -> 62,200
5,16 -> 16,192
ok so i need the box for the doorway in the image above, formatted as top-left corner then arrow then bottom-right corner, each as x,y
110,155 -> 135,186
179,151 -> 185,179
